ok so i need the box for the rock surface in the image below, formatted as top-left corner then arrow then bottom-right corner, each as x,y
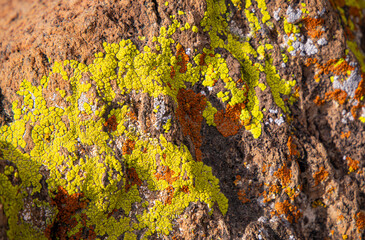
1,0 -> 365,239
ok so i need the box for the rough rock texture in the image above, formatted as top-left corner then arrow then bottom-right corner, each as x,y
1,0 -> 365,239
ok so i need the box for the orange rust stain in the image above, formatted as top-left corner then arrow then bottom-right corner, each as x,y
104,115 -> 118,132
273,164 -> 292,187
122,139 -> 135,155
45,186 -> 94,240
356,211 -> 365,232
313,166 -> 329,186
302,17 -> 324,39
155,165 -> 179,185
272,200 -> 302,223
176,88 -> 207,161
287,136 -> 299,161
125,167 -> 142,192
176,43 -> 189,73
340,131 -> 351,139
346,156 -> 360,173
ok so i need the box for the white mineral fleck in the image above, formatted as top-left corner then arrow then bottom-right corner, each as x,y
304,39 -> 318,55
286,6 -> 302,23
77,92 -> 88,111
333,68 -> 362,98
317,38 -> 328,46
273,8 -> 281,21
275,116 -> 284,126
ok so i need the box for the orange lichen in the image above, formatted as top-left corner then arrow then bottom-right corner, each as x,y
262,164 -> 270,173
69,213 -> 96,240
321,59 -> 355,76
165,186 -> 175,205
170,65 -> 176,79
305,58 -> 318,67
104,115 -> 118,132
349,7 -> 361,18
199,52 -> 207,66
346,156 -> 360,173
285,186 -> 301,200
128,110 -> 138,121
269,184 -> 281,194
302,17 -> 324,39
180,185 -> 190,194
287,136 -> 299,161
237,189 -> 250,204
45,186 -> 91,240
176,43 -> 189,73
350,103 -> 363,119
313,166 -> 329,186
214,103 -> 245,137
122,139 -> 135,155
314,89 -> 348,106
125,167 -> 142,192
155,165 -> 179,184
311,199 -> 327,208
306,58 -> 355,79
325,89 -> 348,104
176,88 -> 207,161
337,214 -> 345,222
313,95 -> 325,106
273,164 -> 292,187
233,175 -> 241,186
345,26 -> 355,39
355,211 -> 365,232
329,0 -> 345,8
326,186 -> 335,195
354,77 -> 365,101
340,131 -> 351,139
272,200 -> 301,223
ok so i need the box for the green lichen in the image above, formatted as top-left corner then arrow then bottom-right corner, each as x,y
203,101 -> 217,126
201,0 -> 297,137
163,119 -> 172,133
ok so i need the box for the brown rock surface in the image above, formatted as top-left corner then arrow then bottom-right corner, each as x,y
1,0 -> 365,239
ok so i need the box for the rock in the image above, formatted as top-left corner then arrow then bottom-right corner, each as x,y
0,0 -> 365,239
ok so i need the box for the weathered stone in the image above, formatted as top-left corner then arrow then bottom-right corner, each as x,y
1,0 -> 365,239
